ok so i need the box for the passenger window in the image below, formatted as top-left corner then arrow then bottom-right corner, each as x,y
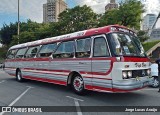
76,38 -> 91,58
15,48 -> 27,58
53,41 -> 74,58
93,37 -> 110,57
7,49 -> 17,59
25,46 -> 40,58
38,43 -> 57,57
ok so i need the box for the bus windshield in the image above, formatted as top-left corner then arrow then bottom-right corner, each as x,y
110,33 -> 146,57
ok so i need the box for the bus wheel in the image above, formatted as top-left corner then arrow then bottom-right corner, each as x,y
151,77 -> 159,88
72,74 -> 85,95
16,70 -> 24,82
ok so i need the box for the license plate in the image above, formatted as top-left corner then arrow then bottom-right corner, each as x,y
143,81 -> 149,86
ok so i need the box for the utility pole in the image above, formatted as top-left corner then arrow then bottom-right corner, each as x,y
18,0 -> 20,44
148,12 -> 160,37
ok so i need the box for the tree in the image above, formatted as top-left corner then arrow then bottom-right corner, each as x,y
99,0 -> 145,30
0,46 -> 8,61
98,9 -> 119,26
2,20 -> 54,46
0,23 -> 17,45
58,5 -> 98,34
137,30 -> 149,42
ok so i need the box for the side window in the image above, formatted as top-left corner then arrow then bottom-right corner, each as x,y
7,49 -> 17,59
38,43 -> 57,57
15,48 -> 27,58
53,41 -> 74,58
25,46 -> 40,58
76,38 -> 91,58
93,37 -> 110,57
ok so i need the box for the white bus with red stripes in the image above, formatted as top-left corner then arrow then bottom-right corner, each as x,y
4,25 -> 153,94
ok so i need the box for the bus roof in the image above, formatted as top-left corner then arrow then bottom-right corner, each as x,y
9,25 -> 136,50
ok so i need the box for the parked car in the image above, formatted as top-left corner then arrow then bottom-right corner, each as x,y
150,63 -> 159,88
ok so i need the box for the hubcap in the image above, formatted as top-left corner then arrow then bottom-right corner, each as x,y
73,76 -> 84,91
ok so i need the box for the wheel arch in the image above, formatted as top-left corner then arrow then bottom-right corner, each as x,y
67,71 -> 82,85
16,68 -> 21,76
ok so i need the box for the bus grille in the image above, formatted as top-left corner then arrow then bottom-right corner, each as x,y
132,69 -> 148,78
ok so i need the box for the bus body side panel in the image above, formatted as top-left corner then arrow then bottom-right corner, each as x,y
48,59 -> 92,87
20,58 -> 92,87
89,58 -> 113,92
5,58 -> 92,87
21,58 -> 68,86
5,59 -> 19,76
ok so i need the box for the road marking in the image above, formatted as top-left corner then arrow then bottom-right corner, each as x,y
66,96 -> 84,102
0,80 -> 5,84
9,86 -> 33,106
75,100 -> 83,115
0,86 -> 33,115
66,96 -> 84,115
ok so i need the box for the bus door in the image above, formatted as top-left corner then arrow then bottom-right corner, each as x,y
91,35 -> 113,91
75,38 -> 92,88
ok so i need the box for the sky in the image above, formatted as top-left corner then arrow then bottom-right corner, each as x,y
0,0 -> 160,29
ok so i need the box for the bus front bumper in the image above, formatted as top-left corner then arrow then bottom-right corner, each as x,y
112,77 -> 154,93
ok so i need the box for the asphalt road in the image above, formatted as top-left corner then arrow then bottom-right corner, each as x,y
0,69 -> 160,115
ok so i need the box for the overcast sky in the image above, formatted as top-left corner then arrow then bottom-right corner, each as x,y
0,0 -> 160,28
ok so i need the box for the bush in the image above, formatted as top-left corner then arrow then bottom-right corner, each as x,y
142,40 -> 160,52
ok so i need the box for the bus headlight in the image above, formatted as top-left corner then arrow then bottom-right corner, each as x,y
127,71 -> 132,78
122,71 -> 127,79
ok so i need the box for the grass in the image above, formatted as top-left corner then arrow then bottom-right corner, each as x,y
142,40 -> 160,52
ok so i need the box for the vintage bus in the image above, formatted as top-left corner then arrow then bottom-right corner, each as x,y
4,25 -> 153,94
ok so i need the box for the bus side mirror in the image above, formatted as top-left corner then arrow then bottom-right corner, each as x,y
116,46 -> 122,56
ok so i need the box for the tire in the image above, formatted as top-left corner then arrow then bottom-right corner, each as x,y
16,70 -> 24,82
71,74 -> 85,95
151,77 -> 159,88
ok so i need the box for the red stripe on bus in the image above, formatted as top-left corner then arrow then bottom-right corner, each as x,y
23,76 -> 67,86
83,76 -> 112,80
22,68 -> 70,73
123,57 -> 149,62
22,70 -> 68,76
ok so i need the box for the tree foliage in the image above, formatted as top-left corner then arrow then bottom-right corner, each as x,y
58,5 -> 98,34
137,30 -> 149,42
99,0 -> 145,30
0,23 -> 17,45
0,46 -> 8,60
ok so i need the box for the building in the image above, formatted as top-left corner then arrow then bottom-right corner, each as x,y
105,0 -> 118,12
142,14 -> 157,31
150,28 -> 160,40
43,0 -> 67,23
